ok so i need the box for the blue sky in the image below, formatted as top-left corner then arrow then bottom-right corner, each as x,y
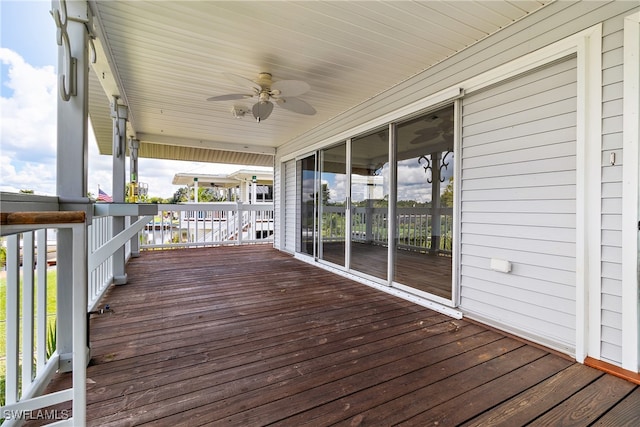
1,1 -> 263,199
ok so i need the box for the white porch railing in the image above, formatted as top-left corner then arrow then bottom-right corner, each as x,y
0,193 -> 156,426
141,203 -> 274,249
1,211 -> 86,427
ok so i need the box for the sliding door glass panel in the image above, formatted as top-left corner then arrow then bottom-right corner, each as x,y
394,106 -> 454,299
319,143 -> 347,266
298,155 -> 317,256
350,128 -> 389,280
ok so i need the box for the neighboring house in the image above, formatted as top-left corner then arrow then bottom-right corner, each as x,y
172,169 -> 274,204
39,0 -> 640,384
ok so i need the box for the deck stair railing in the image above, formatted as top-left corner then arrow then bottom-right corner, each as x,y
1,210 -> 87,427
141,203 -> 274,249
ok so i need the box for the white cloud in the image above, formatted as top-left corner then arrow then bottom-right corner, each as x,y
1,48 -> 57,194
1,48 -> 270,200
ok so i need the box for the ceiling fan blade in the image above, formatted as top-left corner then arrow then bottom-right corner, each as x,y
276,97 -> 316,115
271,80 -> 310,97
224,73 -> 261,91
206,93 -> 254,101
252,101 -> 274,122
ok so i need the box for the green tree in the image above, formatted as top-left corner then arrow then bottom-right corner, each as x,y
171,187 -> 190,203
441,177 -> 454,207
198,187 -> 221,202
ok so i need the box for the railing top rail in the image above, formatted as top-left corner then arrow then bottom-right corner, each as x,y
0,191 -> 61,213
1,211 -> 86,226
156,203 -> 274,211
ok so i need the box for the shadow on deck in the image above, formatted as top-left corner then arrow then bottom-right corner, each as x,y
42,245 -> 638,426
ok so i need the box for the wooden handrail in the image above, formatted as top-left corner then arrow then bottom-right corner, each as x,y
0,211 -> 85,226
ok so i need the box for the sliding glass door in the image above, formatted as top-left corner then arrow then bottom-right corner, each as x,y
295,105 -> 455,301
319,143 -> 347,266
297,154 -> 317,257
350,128 -> 389,281
394,106 -> 454,299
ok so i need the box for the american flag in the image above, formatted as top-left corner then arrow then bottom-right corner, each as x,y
97,188 -> 113,202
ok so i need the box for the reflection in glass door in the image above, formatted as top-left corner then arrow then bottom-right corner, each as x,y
350,128 -> 389,281
394,106 -> 454,299
319,143 -> 347,266
297,155 -> 317,257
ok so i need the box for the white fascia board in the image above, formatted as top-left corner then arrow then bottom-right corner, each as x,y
136,132 -> 276,156
622,11 -> 640,373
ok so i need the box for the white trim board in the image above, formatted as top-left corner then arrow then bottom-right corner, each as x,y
622,11 -> 640,373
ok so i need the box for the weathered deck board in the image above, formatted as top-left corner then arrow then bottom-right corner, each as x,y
37,245 -> 637,426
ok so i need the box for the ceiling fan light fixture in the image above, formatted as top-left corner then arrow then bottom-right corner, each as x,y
252,100 -> 274,122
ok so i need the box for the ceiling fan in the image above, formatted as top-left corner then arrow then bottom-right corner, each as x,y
207,72 -> 316,122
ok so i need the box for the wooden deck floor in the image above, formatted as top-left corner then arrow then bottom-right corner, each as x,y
42,245 -> 638,426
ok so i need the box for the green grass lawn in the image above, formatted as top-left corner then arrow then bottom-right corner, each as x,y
0,269 -> 58,377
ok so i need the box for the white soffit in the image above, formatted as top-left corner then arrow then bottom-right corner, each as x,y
88,0 -> 549,165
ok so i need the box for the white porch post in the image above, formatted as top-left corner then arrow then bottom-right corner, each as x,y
194,177 -> 199,203
129,138 -> 140,257
241,180 -> 249,203
111,98 -> 128,284
54,0 -> 90,372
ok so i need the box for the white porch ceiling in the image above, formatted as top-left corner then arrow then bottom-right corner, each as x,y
88,0 -> 550,166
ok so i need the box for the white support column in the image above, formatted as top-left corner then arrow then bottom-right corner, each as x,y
194,178 -> 199,203
241,180 -> 249,203
622,12 -> 640,373
111,99 -> 128,285
129,138 -> 140,257
251,180 -> 258,205
53,0 -> 90,371
71,222 -> 87,426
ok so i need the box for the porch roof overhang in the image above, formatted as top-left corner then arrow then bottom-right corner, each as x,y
87,0 -> 550,166
172,169 -> 274,188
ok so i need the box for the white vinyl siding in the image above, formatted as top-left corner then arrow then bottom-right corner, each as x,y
599,14 -> 626,365
284,160 -> 296,253
459,57 -> 578,353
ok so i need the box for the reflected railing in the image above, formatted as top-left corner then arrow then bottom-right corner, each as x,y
321,205 -> 453,254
